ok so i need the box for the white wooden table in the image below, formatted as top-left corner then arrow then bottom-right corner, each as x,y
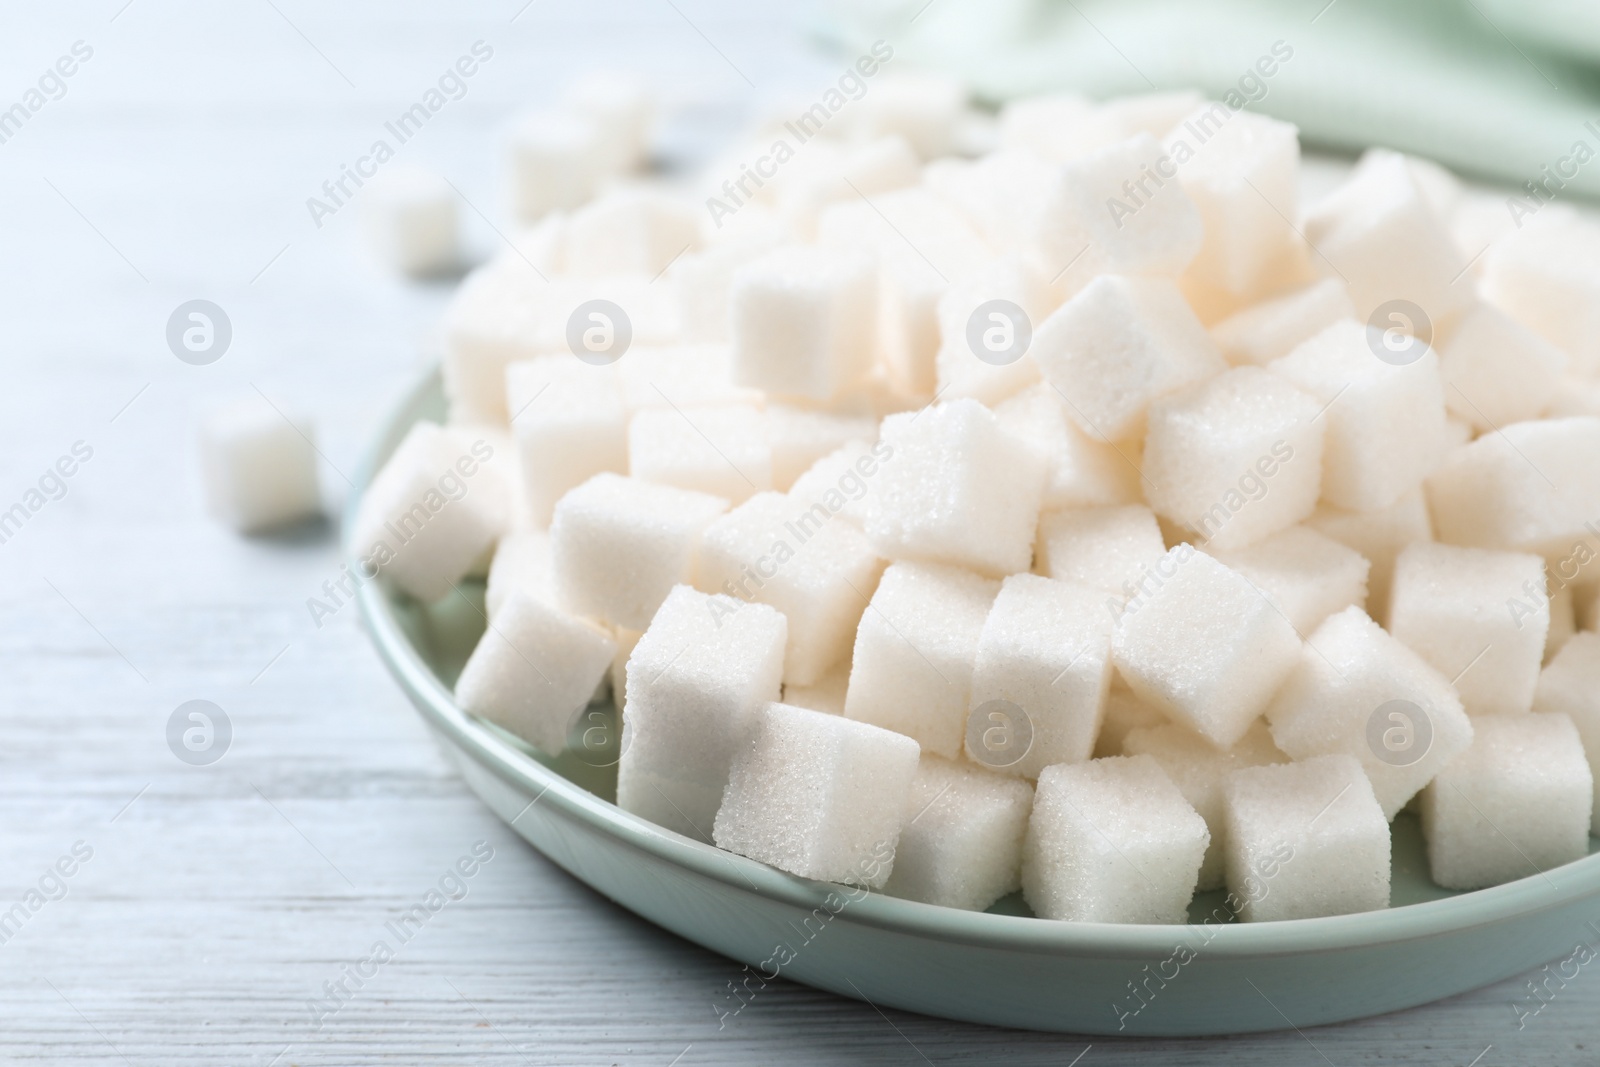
0,2 -> 1590,1062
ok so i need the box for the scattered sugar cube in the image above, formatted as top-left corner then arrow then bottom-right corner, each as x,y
1033,274 -> 1226,443
713,701 -> 919,886
1124,721 -> 1285,890
1142,366 -> 1326,550
1533,632 -> 1600,826
1306,487 -> 1433,625
1222,755 -> 1390,921
1111,547 -> 1302,748
454,591 -> 616,755
1438,303 -> 1568,431
782,656 -> 850,716
506,108 -> 608,223
932,256 -> 1050,407
1269,319 -> 1450,512
564,186 -> 700,279
505,355 -> 628,525
562,70 -> 654,174
1094,683 -> 1169,757
864,399 -> 1047,577
696,491 -> 885,686
837,73 -> 968,160
1210,278 -> 1356,367
1209,525 -> 1371,636
198,397 -> 322,534
349,422 -> 507,603
1035,504 -> 1166,595
484,529 -> 555,619
549,473 -> 728,630
1422,712 -> 1593,889
627,403 -> 773,505
1264,606 -> 1473,818
1482,205 -> 1600,377
730,246 -> 878,401
1023,755 -> 1208,924
620,586 -> 787,840
764,406 -> 877,491
994,384 -> 1141,511
844,561 -> 999,759
884,755 -> 1035,910
1388,542 -> 1549,716
360,166 -> 459,277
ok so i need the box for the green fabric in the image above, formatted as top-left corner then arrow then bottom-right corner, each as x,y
822,0 -> 1600,199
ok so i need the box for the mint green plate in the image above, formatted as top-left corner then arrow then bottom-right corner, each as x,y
356,369 -> 1600,1036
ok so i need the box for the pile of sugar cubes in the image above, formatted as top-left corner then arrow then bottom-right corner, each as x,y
348,70 -> 1600,924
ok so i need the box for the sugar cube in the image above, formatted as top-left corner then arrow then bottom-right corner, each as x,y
198,397 -> 322,534
615,344 -> 762,412
837,73 -> 968,160
360,166 -> 459,277
627,403 -> 773,505
730,246 -> 878,401
1438,303 -> 1568,431
782,656 -> 850,716
713,701 -> 919,886
506,108 -> 608,223
564,186 -> 700,279
1209,525 -> 1371,636
932,256 -> 1050,407
1022,755 -> 1208,924
844,561 -> 999,759
609,625 -> 641,701
923,150 -> 1057,251
1533,632 -> 1600,826
1421,712 -> 1593,889
1306,488 -> 1433,625
763,406 -> 877,492
484,529 -> 555,619
782,137 -> 923,238
562,70 -> 654,174
1033,274 -> 1226,443
864,400 -> 1047,577
997,92 -> 1098,162
505,355 -> 628,525
1094,683 -> 1169,757
454,591 -> 617,755
673,230 -> 787,342
994,385 -> 1140,511
1482,204 -> 1600,377
1264,606 -> 1474,818
1210,278 -> 1357,367
1111,546 -> 1302,748
549,473 -> 728,630
1035,504 -> 1167,595
786,438 -> 892,529
1549,584 -> 1576,663
884,755 -> 1035,910
1222,755 -> 1390,921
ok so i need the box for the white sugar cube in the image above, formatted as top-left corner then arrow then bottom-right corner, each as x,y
1549,584 -> 1577,663
198,398 -> 321,534
781,136 -> 922,239
609,625 -> 641,700
1269,319 -> 1450,512
787,438 -> 892,529
506,108 -> 608,223
1209,525 -> 1371,636
1210,278 -> 1357,367
994,384 -> 1142,511
1265,606 -> 1474,818
968,574 -> 1113,777
1421,712 -> 1593,889
562,70 -> 654,174
615,344 -> 762,412
837,73 -> 968,160
620,586 -> 787,840
763,406 -> 877,491
1388,542 -> 1549,716
1438,303 -> 1567,431
864,400 -> 1047,577
627,403 -> 772,505
730,246 -> 878,402
1094,683 -> 1169,757
696,491 -> 885,686
1111,547 -> 1302,748
924,150 -> 1057,251
1427,416 -> 1600,561
1124,721 -> 1285,890
1143,366 -> 1325,550
884,755 -> 1035,911
1222,755 -> 1390,921
505,355 -> 628,525
782,656 -> 850,716
564,186 -> 700,279
484,529 -> 555,619
673,230 -> 786,342
1023,755 -> 1208,924
844,561 -> 999,759
1306,488 -> 1433,626
932,256 -> 1050,407
549,473 -> 727,630
454,592 -> 616,755
361,166 -> 459,277
349,422 -> 507,602
713,701 -> 919,886
1035,504 -> 1166,595
1482,205 -> 1600,377
997,92 -> 1098,162
1033,275 -> 1226,443
1534,632 -> 1600,825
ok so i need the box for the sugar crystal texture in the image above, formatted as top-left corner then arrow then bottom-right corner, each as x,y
1035,505 -> 1168,595
884,755 -> 1035,910
1209,525 -> 1371,636
198,397 -> 322,534
994,385 -> 1142,511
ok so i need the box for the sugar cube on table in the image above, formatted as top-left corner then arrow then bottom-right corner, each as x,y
994,384 -> 1142,511
619,586 -> 787,840
1110,546 -> 1302,749
1482,204 -> 1600,377
505,108 -> 609,223
563,186 -> 700,279
696,491 -> 886,686
484,529 -> 555,619
627,403 -> 773,505
1438,303 -> 1568,431
782,656 -> 850,716
1124,721 -> 1285,891
1306,487 -> 1433,626
1022,755 -> 1208,924
730,246 -> 878,402
454,591 -> 617,755
198,397 -> 322,534
505,355 -> 628,525
844,561 -> 999,759
713,701 -> 919,887
1269,319 -> 1450,513
864,399 -> 1047,578
763,406 -> 877,492
1533,632 -> 1600,826
1034,504 -> 1166,596
1209,525 -> 1371,636
1032,274 -> 1226,443
1387,542 -> 1549,716
549,473 -> 727,630
349,422 -> 507,603
360,166 -> 459,278
1210,278 -> 1357,367
1222,754 -> 1390,921
968,574 -> 1114,777
1421,712 -> 1593,890
932,256 -> 1050,408
1265,606 -> 1474,818
1093,683 -> 1169,757
1141,366 -> 1326,550
1426,416 -> 1600,561
884,755 -> 1035,911
561,70 -> 654,175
